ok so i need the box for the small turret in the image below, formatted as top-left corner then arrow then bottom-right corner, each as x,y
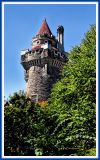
37,19 -> 52,37
57,25 -> 64,52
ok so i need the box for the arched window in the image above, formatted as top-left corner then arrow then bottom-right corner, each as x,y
37,41 -> 40,44
45,40 -> 48,43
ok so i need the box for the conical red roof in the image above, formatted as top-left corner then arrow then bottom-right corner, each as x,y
38,19 -> 52,36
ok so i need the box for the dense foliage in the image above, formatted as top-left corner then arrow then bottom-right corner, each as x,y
4,91 -> 50,156
4,25 -> 96,156
48,25 -> 96,155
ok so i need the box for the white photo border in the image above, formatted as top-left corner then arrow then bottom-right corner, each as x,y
2,1 -> 98,159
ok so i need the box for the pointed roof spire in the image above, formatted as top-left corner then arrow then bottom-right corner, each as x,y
37,19 -> 52,37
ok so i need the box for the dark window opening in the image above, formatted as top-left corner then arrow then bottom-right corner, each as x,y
37,41 -> 40,44
45,40 -> 48,43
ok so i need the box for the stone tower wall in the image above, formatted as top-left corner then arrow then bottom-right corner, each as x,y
26,65 -> 59,102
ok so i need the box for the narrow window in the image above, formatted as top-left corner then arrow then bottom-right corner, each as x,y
45,40 -> 48,43
37,41 -> 40,44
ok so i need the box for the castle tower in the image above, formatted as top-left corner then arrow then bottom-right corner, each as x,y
21,19 -> 66,102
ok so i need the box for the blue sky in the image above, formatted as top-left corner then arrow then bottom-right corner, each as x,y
4,3 -> 96,99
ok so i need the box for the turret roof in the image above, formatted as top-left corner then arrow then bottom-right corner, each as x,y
37,19 -> 52,37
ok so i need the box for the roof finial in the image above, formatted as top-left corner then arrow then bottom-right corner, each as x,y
44,18 -> 46,22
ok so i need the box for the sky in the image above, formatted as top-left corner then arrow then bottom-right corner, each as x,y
4,3 -> 96,99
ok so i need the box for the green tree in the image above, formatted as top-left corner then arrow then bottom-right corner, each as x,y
48,25 -> 96,155
4,91 -> 49,156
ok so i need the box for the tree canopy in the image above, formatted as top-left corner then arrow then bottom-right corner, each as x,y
48,24 -> 96,155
